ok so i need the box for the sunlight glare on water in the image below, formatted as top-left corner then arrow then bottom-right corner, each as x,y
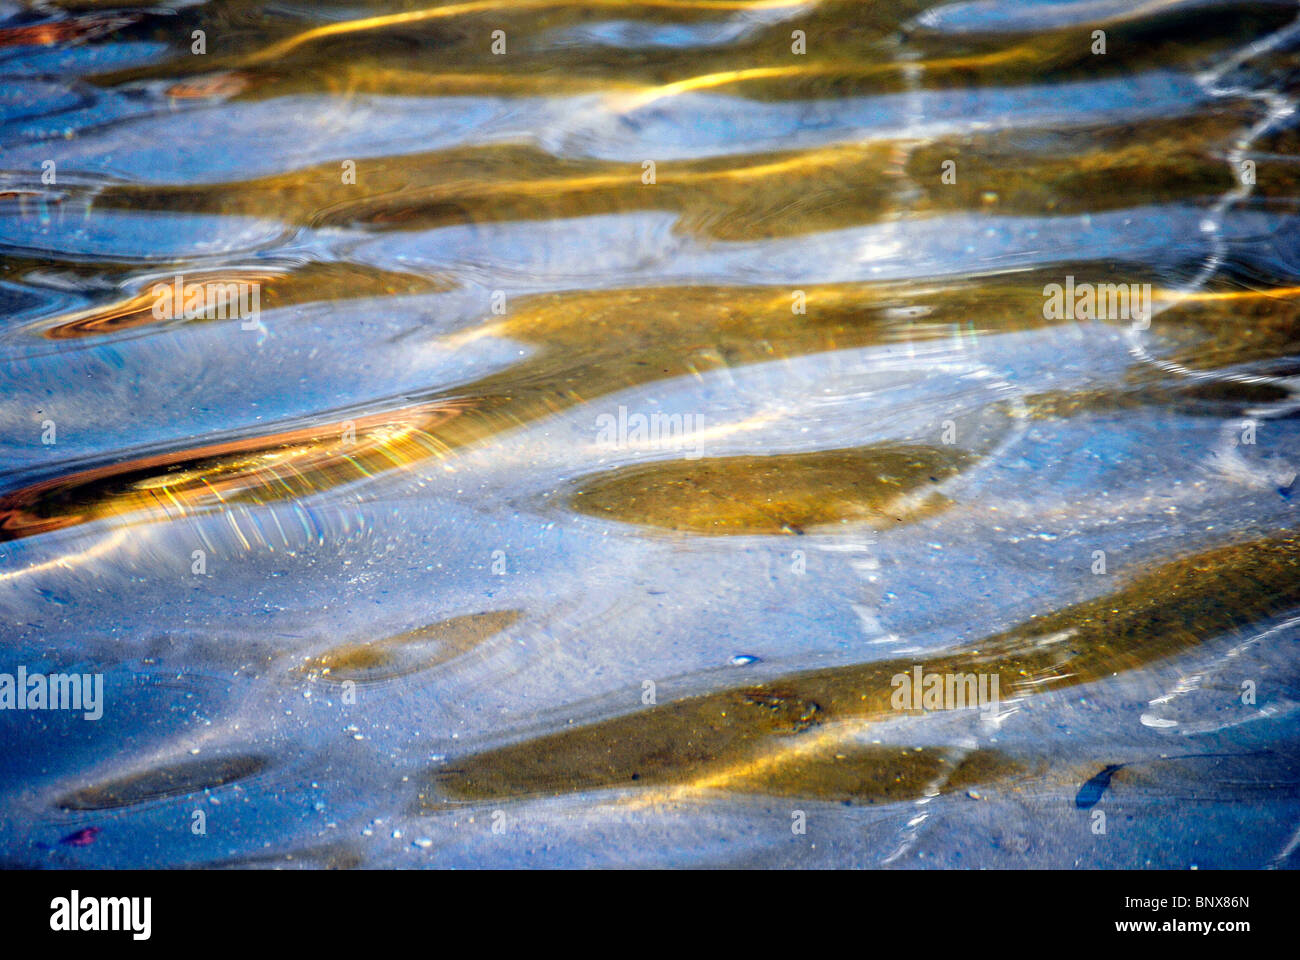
1,0 -> 1299,869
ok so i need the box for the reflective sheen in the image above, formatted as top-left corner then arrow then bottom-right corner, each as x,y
1,0 -> 1299,869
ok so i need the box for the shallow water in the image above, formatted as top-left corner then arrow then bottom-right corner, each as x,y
1,0 -> 1299,869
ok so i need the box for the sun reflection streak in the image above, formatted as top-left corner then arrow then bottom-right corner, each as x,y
0,528 -> 131,583
241,0 -> 818,66
0,400 -> 475,543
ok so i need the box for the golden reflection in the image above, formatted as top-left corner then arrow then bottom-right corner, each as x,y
240,0 -> 820,67
40,263 -> 445,340
425,535 -> 1300,805
613,44 -> 1042,110
569,445 -> 973,534
302,610 -> 523,684
97,106 -> 1254,240
88,0 -> 1286,105
0,400 -> 472,542
16,272 -> 1290,546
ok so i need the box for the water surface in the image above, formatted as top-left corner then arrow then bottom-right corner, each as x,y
2,0 -> 1300,868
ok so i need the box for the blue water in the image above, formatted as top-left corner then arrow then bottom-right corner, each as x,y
2,0 -> 1299,868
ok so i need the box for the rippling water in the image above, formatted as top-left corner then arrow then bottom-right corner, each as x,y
2,0 -> 1300,869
